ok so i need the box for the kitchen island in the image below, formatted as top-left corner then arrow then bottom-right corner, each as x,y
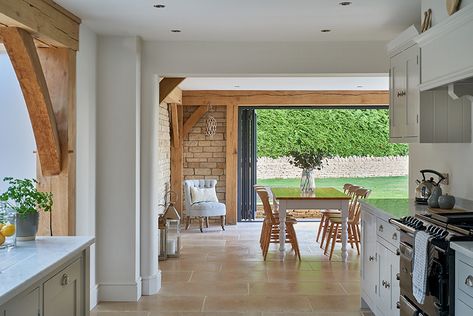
0,236 -> 94,316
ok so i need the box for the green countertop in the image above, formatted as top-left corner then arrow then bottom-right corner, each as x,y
361,198 -> 429,220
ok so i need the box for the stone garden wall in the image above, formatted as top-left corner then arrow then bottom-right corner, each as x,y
257,156 -> 408,179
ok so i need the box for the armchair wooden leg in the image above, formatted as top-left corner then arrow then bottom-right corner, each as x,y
205,217 -> 209,228
185,216 -> 191,230
199,217 -> 204,233
220,215 -> 225,231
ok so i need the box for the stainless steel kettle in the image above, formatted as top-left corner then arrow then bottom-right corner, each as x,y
415,169 -> 445,204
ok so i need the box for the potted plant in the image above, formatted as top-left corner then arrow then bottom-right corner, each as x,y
0,177 -> 53,240
289,148 -> 331,193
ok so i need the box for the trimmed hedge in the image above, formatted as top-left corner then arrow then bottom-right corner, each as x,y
256,109 -> 408,158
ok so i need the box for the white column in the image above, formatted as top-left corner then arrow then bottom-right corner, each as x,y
140,72 -> 161,295
96,35 -> 142,301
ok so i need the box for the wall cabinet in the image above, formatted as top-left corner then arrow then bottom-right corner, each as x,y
361,208 -> 400,316
389,44 -> 420,142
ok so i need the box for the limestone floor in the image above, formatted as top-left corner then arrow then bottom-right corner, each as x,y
92,222 -> 375,316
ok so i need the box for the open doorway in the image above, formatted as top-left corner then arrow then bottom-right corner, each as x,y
238,106 -> 409,221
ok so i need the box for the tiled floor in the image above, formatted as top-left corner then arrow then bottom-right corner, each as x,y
92,222 -> 374,316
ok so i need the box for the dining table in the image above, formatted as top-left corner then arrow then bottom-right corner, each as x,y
271,187 -> 351,262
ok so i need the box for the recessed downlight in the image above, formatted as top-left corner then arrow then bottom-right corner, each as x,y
356,85 -> 364,88
171,29 -> 181,33
153,4 -> 165,8
339,1 -> 352,6
234,85 -> 241,88
321,29 -> 331,33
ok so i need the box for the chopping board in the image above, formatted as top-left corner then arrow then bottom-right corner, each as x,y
447,0 -> 461,16
428,207 -> 466,214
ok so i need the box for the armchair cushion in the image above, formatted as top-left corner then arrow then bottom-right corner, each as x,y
190,186 -> 219,204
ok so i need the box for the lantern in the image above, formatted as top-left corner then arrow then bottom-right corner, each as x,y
158,190 -> 181,261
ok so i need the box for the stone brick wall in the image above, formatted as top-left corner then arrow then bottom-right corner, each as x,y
257,156 -> 408,179
183,106 -> 226,202
157,103 -> 171,205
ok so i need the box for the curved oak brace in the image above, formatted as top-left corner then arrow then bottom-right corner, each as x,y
159,77 -> 185,104
1,27 -> 61,175
182,105 -> 208,137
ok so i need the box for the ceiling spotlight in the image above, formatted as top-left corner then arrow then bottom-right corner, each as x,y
153,4 -> 165,8
356,85 -> 364,88
234,85 -> 241,88
339,1 -> 352,5
171,29 -> 181,33
321,29 -> 331,33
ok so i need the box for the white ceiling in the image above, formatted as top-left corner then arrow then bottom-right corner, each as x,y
179,76 -> 389,90
55,0 -> 420,42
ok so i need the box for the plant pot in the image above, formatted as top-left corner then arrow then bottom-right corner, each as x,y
16,212 -> 39,241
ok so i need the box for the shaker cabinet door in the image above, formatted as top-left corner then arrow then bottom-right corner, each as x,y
404,46 -> 420,138
2,287 -> 40,316
361,211 -> 378,301
43,258 -> 83,316
390,54 -> 406,140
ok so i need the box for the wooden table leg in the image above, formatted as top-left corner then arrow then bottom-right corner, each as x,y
341,200 -> 350,262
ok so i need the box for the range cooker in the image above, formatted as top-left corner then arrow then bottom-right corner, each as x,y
389,211 -> 473,316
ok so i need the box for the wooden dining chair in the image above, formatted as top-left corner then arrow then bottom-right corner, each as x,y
256,188 -> 301,261
323,188 -> 371,260
315,183 -> 354,243
318,185 -> 362,249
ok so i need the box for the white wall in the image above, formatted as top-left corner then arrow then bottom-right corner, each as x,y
422,0 -> 473,26
142,40 -> 389,76
0,53 -> 36,192
96,35 -> 142,301
409,105 -> 473,201
75,24 -> 98,308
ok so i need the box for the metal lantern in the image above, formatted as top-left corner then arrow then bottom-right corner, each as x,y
158,190 -> 181,261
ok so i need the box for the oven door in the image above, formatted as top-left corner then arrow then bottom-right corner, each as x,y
399,240 -> 447,316
399,295 -> 421,316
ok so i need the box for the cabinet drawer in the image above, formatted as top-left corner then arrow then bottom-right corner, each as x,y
456,253 -> 473,303
376,218 -> 399,247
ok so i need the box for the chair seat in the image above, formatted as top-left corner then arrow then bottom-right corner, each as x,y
188,202 -> 226,217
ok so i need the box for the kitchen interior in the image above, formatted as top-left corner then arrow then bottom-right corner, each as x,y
1,0 -> 473,315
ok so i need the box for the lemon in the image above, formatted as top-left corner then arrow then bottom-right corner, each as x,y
1,224 -> 15,237
0,233 -> 5,246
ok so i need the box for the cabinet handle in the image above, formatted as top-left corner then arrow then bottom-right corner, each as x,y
369,256 -> 375,261
392,233 -> 397,240
382,280 -> 386,287
396,301 -> 401,309
61,273 -> 69,286
385,282 -> 391,288
396,273 -> 400,281
379,225 -> 384,232
465,275 -> 473,287
396,249 -> 401,256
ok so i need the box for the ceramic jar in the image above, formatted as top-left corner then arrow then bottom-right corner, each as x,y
427,186 -> 442,208
438,194 -> 456,209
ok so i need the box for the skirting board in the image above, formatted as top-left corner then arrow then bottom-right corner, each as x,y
98,281 -> 142,302
141,270 -> 161,295
90,284 -> 98,309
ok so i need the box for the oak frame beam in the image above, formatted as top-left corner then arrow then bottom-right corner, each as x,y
182,105 -> 208,137
0,0 -> 80,50
170,104 -> 184,215
182,90 -> 389,106
170,103 -> 180,148
2,27 -> 61,175
159,77 -> 185,104
225,104 -> 238,225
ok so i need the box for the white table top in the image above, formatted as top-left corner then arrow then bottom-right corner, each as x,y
0,236 -> 95,305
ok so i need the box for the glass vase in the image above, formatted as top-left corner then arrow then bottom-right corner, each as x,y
0,202 -> 16,249
300,169 -> 316,193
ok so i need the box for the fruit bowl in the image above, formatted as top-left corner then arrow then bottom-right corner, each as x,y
0,207 -> 16,249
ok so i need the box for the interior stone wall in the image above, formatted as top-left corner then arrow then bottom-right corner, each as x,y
157,102 -> 171,205
182,106 -> 227,203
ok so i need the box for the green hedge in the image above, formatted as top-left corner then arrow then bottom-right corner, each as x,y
256,109 -> 408,158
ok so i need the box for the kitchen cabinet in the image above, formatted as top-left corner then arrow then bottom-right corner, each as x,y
44,258 -> 83,316
389,44 -> 420,143
0,237 -> 93,316
452,244 -> 473,315
361,206 -> 401,316
1,287 -> 40,316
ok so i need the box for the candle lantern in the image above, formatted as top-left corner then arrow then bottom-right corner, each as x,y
158,190 -> 181,261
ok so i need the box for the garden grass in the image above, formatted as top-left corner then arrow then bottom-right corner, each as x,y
257,176 -> 408,199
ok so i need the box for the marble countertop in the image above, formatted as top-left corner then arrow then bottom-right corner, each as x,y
451,241 -> 473,259
361,198 -> 429,221
0,236 -> 95,306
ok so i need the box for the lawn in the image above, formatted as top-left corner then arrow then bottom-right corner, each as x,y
257,176 -> 408,199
